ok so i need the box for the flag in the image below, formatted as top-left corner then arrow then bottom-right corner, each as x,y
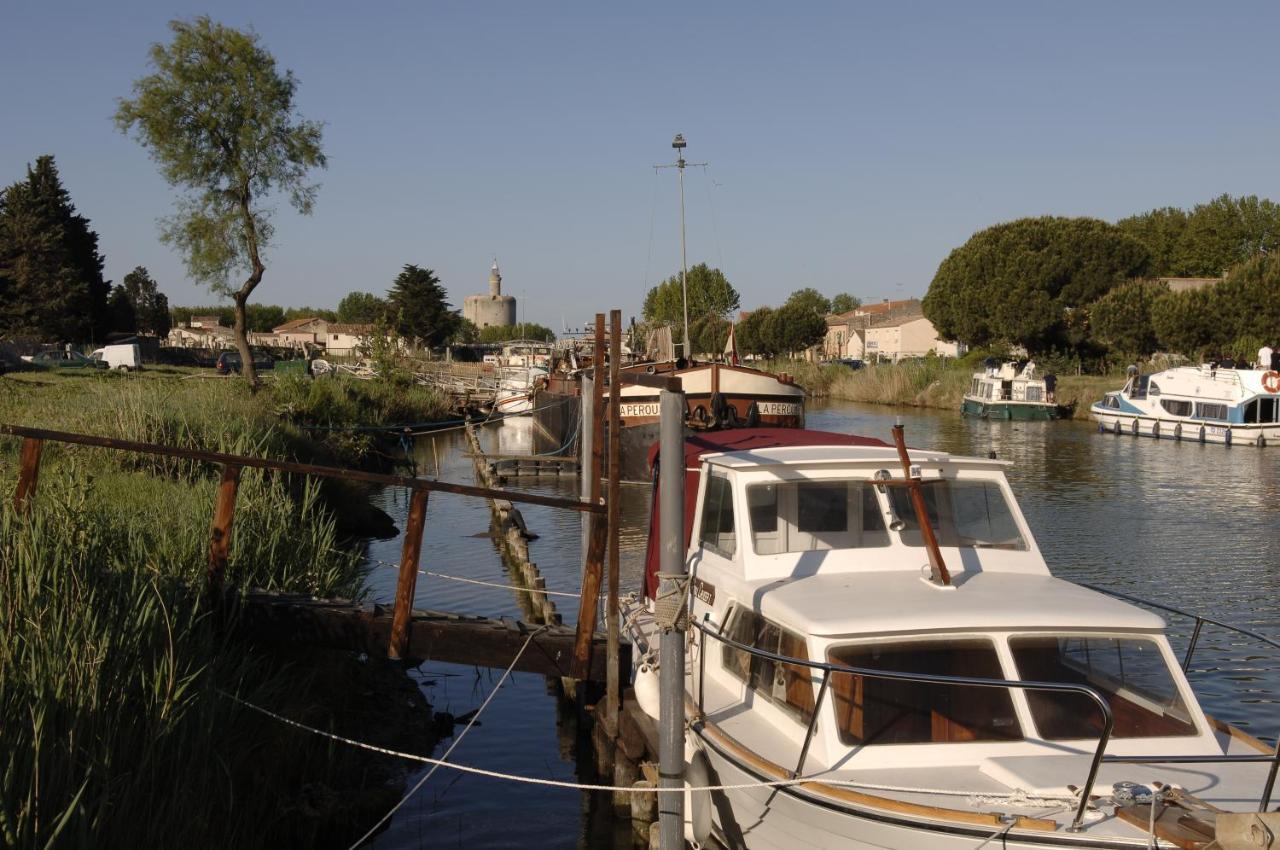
723,323 -> 740,366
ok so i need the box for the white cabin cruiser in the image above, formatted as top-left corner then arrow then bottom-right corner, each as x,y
625,427 -> 1280,849
1091,365 -> 1280,447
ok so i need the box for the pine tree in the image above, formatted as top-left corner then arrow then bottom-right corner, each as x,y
386,265 -> 460,348
122,266 -> 172,337
0,155 -> 108,341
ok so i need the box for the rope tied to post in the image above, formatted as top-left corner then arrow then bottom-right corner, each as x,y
653,571 -> 691,631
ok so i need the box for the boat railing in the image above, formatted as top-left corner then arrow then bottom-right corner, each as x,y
690,612 -> 1280,831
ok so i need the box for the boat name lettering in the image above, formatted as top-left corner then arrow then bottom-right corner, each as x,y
619,402 -> 661,418
757,402 -> 801,416
692,577 -> 715,605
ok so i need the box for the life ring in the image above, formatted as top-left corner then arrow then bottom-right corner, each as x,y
1263,371 -> 1280,393
646,364 -> 656,374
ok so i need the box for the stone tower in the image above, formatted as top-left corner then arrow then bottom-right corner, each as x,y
463,260 -> 517,329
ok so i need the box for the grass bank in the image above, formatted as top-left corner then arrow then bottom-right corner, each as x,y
761,358 -> 1120,421
0,372 -> 443,848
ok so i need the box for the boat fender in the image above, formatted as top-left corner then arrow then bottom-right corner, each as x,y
684,749 -> 714,848
634,661 -> 660,720
1113,420 -> 1122,435
723,403 -> 740,427
1097,421 -> 1105,434
709,392 -> 729,427
1174,423 -> 1182,441
692,404 -> 709,424
1131,418 -> 1139,436
1258,434 -> 1267,448
746,401 -> 760,428
1199,425 -> 1206,443
1225,428 -> 1232,447
1151,421 -> 1160,439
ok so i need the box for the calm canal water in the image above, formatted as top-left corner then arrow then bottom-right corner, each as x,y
362,400 -> 1280,849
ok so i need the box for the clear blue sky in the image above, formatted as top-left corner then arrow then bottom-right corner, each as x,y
4,0 -> 1278,330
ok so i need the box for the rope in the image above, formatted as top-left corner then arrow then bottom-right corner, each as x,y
341,624 -> 549,849
360,553 -> 581,599
220,690 -> 1084,805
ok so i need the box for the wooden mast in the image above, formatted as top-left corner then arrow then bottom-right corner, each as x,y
891,423 -> 951,586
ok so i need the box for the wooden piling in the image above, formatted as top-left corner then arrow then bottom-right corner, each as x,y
389,488 -> 429,660
606,309 -> 622,728
571,315 -> 609,680
13,437 -> 43,514
207,463 -> 242,598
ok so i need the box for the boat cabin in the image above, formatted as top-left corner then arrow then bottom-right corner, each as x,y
646,429 -> 1223,779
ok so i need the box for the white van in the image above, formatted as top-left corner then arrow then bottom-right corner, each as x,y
90,343 -> 143,372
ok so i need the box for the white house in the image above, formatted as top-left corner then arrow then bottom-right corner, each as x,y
864,314 -> 964,361
323,324 -> 374,357
272,317 -> 329,348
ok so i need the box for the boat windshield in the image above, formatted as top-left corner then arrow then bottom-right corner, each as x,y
886,480 -> 1027,551
1009,636 -> 1197,739
747,481 -> 890,554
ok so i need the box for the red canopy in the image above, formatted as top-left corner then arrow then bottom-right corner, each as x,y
643,428 -> 889,599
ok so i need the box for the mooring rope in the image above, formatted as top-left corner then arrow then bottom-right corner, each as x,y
359,553 -> 582,599
340,624 -> 550,850
220,689 -> 1083,805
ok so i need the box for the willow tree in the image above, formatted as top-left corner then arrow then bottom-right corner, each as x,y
116,17 -> 325,382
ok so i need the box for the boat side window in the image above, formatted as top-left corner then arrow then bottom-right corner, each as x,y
699,472 -> 737,558
721,607 -> 815,724
827,640 -> 1021,745
1196,402 -> 1228,421
887,480 -> 1026,550
970,378 -> 980,396
1009,636 -> 1196,739
1252,397 -> 1279,423
1148,381 -> 1161,397
748,480 -> 889,554
1161,399 -> 1192,417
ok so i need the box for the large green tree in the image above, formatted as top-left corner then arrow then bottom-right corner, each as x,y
0,155 -> 109,341
121,266 -> 171,337
1119,195 -> 1280,278
923,216 -> 1150,354
116,17 -> 326,383
386,264 -> 460,348
769,302 -> 828,355
784,287 -> 831,317
830,292 -> 861,314
1151,287 -> 1223,359
642,263 -> 740,329
1090,279 -> 1167,357
107,285 -> 138,334
336,291 -> 388,324
736,307 -> 775,358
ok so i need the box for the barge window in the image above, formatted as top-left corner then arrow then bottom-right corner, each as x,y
1009,637 -> 1196,739
748,481 -> 888,554
887,480 -> 1026,550
1246,397 -> 1278,423
828,640 -> 1021,745
1161,399 -> 1192,417
699,473 -> 737,557
721,607 -> 815,723
1196,403 -> 1228,421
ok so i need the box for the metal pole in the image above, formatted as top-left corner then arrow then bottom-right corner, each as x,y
678,152 -> 689,360
658,389 -> 687,850
606,310 -> 623,727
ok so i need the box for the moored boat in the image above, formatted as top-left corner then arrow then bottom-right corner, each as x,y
1090,364 -> 1280,447
624,426 -> 1280,849
961,361 -> 1058,421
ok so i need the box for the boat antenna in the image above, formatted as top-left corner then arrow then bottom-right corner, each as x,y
891,421 -> 952,587
656,133 -> 706,361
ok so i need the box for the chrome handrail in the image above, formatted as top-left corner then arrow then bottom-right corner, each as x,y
692,616 -> 1113,831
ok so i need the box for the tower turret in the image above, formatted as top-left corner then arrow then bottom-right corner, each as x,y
489,260 -> 502,297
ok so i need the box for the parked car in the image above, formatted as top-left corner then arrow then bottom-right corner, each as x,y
836,357 -> 864,370
216,350 -> 276,375
89,343 -> 143,372
25,350 -> 110,370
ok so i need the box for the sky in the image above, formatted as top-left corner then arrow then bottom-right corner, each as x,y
4,0 -> 1280,332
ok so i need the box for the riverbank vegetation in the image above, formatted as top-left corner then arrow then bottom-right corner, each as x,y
0,371 -> 446,847
767,355 -> 1117,421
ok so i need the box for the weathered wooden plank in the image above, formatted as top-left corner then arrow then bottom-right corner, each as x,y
0,424 -> 602,515
237,592 -> 626,681
13,437 -> 43,514
389,489 -> 429,659
207,464 -> 242,598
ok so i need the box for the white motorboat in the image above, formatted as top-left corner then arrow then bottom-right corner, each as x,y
962,362 -> 1058,421
1091,365 -> 1280,447
624,427 -> 1280,849
493,364 -> 547,414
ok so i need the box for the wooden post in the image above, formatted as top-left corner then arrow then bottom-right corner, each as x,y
389,488 -> 429,660
13,437 -> 44,514
207,463 -> 242,599
606,309 -> 623,728
572,314 -> 609,679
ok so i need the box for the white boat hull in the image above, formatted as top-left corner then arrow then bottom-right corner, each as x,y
1089,410 -> 1279,446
